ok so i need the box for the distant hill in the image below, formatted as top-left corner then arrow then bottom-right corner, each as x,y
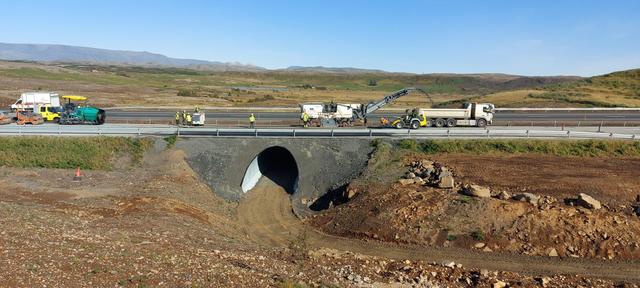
0,43 -> 265,72
283,66 -> 389,74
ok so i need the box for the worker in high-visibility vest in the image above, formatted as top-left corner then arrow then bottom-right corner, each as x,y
249,113 -> 256,128
175,111 -> 180,125
186,113 -> 192,126
301,111 -> 309,127
182,110 -> 187,125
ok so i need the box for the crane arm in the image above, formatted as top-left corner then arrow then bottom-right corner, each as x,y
352,87 -> 433,119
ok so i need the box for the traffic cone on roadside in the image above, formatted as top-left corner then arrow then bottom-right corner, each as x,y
73,167 -> 82,181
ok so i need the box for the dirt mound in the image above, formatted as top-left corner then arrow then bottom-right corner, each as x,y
310,154 -> 640,261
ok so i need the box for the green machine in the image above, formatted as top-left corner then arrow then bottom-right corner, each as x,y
59,95 -> 106,125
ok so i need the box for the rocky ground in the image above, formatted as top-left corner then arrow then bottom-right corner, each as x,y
310,153 -> 640,262
1,147 -> 639,287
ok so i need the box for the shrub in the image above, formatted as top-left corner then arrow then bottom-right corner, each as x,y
398,139 -> 418,151
470,229 -> 485,241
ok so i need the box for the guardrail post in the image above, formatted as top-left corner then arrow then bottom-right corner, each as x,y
598,121 -> 603,132
369,129 -> 373,137
98,128 -> 102,136
577,121 -> 581,127
216,129 -> 219,137
447,129 -> 450,138
255,129 -> 258,137
487,130 -> 490,138
508,121 -> 511,127
633,134 -> 637,140
526,130 -> 529,138
561,123 -> 565,131
331,129 -> 334,137
567,131 -> 571,138
19,126 -> 22,136
58,125 -> 61,135
623,121 -> 627,127
408,129 -> 411,135
177,126 -> 180,137
293,129 -> 296,138
137,128 -> 141,136
610,133 -> 614,138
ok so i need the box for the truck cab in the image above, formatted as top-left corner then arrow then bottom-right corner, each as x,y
36,105 -> 64,122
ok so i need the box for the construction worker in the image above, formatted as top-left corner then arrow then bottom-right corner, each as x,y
186,113 -> 192,126
301,111 -> 309,127
249,113 -> 256,128
182,110 -> 187,125
175,111 -> 180,125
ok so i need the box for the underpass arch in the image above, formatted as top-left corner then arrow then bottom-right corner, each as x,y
241,146 -> 299,194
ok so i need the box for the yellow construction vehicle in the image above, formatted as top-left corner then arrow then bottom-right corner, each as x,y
36,105 -> 63,122
390,108 -> 430,129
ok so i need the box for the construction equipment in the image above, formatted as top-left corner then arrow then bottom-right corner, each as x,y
35,105 -> 64,122
16,110 -> 44,125
0,111 -> 12,125
390,108 -> 430,129
300,87 -> 432,127
10,91 -> 61,111
59,95 -> 106,125
391,102 -> 496,129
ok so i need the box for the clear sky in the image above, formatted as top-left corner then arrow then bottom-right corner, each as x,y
1,0 -> 639,76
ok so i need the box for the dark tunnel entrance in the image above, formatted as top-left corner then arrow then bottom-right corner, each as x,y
241,146 -> 299,194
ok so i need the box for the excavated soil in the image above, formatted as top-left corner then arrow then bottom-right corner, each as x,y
310,154 -> 640,265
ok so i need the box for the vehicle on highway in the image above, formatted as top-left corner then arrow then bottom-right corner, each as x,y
35,105 -> 64,122
59,95 -> 106,125
0,111 -> 12,125
10,91 -> 61,111
15,110 -> 44,125
392,102 -> 495,129
300,87 -> 433,127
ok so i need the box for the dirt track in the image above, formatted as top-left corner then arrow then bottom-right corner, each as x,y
238,178 -> 640,282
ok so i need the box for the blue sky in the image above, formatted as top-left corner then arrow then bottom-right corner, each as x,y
0,0 -> 639,76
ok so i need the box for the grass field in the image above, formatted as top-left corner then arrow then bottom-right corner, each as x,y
0,137 -> 152,169
389,139 -> 640,157
0,60 -> 637,108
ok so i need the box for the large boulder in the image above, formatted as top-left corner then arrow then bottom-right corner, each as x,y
462,184 -> 491,198
438,171 -> 455,188
512,192 -> 540,205
577,193 -> 601,210
398,178 -> 415,185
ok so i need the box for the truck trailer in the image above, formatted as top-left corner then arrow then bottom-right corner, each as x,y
392,103 -> 495,129
10,92 -> 61,111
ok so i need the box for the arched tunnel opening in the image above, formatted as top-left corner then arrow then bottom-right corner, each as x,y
241,146 -> 299,194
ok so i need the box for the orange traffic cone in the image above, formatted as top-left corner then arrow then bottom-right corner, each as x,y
73,167 -> 82,181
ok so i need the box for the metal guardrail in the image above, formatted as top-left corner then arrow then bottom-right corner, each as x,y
104,106 -> 640,112
0,126 -> 637,140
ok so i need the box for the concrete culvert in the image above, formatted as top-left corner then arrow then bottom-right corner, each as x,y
241,146 -> 299,194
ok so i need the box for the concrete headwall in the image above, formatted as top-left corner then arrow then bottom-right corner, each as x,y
178,138 -> 373,215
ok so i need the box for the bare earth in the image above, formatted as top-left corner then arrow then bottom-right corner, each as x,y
1,150 -> 639,287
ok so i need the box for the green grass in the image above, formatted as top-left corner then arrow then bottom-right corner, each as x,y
0,137 -> 152,169
394,139 -> 640,157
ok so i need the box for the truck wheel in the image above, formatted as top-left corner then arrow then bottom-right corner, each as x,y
477,118 -> 487,127
53,117 -> 59,123
395,121 -> 404,129
410,120 -> 420,129
435,118 -> 445,128
445,118 -> 456,127
426,119 -> 432,127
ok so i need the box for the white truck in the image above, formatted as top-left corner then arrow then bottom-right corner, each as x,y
10,92 -> 61,111
300,102 -> 361,127
420,102 -> 495,127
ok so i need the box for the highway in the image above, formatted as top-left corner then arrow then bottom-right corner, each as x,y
105,110 -> 640,124
1,123 -> 638,140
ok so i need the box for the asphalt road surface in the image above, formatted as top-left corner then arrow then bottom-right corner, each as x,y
105,110 -> 640,122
